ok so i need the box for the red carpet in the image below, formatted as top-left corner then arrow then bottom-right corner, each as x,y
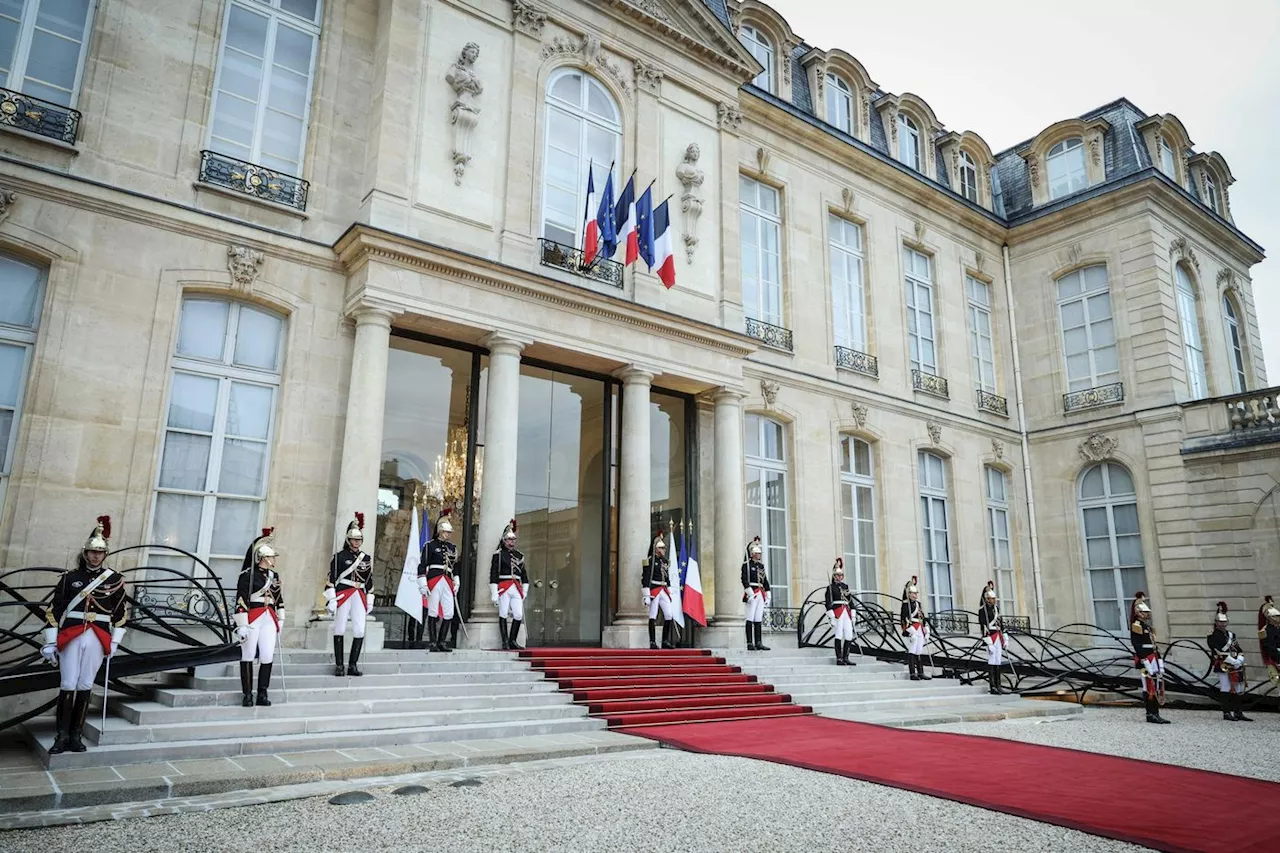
519,648 -> 811,728
627,715 -> 1280,853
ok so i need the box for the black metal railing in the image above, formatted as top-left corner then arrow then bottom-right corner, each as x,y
745,317 -> 794,351
1063,381 -> 1124,413
198,149 -> 310,211
0,87 -> 80,145
762,606 -> 801,633
976,389 -> 1009,416
539,238 -> 624,288
911,369 -> 949,399
834,345 -> 879,378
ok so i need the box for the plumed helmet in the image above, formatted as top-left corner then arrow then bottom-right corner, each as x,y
83,515 -> 111,553
832,557 -> 844,578
746,536 -> 762,559
1130,591 -> 1151,621
501,518 -> 517,542
345,512 -> 364,542
983,581 -> 997,602
435,507 -> 454,536
1214,601 -> 1229,625
1261,595 -> 1279,627
652,531 -> 667,552
903,575 -> 919,599
242,527 -> 276,571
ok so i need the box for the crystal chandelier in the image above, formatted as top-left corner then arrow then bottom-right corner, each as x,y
424,389 -> 481,516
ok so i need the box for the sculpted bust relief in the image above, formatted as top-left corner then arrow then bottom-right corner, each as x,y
676,143 -> 705,262
446,42 -> 483,185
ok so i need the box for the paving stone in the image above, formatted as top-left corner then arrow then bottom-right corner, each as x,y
226,755 -> 290,773
0,771 -> 54,789
49,767 -> 121,786
167,758 -> 241,777
335,747 -> 395,762
275,750 -> 352,769
113,762 -> 178,780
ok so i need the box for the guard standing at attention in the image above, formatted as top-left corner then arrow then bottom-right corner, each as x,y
323,512 -> 373,677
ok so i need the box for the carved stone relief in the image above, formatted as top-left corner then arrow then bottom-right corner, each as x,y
991,438 -> 1004,460
626,0 -> 671,23
446,43 -> 483,186
755,147 -> 770,175
760,379 -> 780,410
675,143 -> 704,263
850,401 -> 868,430
1027,157 -> 1040,188
1077,433 -> 1117,462
510,0 -> 546,37
541,35 -> 631,94
841,187 -> 854,212
717,102 -> 743,131
1169,235 -> 1200,274
227,245 -> 265,295
927,420 -> 942,446
0,187 -> 16,224
634,58 -> 663,94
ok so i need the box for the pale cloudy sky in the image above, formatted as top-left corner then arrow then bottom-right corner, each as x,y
766,0 -> 1280,382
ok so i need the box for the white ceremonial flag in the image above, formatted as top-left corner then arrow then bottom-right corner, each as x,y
668,524 -> 684,628
394,508 -> 424,623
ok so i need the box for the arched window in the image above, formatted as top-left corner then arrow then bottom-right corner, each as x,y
745,414 -> 790,606
0,254 -> 46,514
1078,462 -> 1147,632
918,451 -> 952,613
984,466 -> 1014,614
1056,265 -> 1118,394
1046,137 -> 1087,200
1174,265 -> 1207,399
740,25 -> 774,93
1223,295 -> 1248,393
825,73 -> 853,133
839,436 -> 877,594
959,151 -> 979,203
150,297 -> 285,590
1158,136 -> 1177,178
898,114 -> 920,171
1203,172 -> 1220,214
541,69 -> 621,248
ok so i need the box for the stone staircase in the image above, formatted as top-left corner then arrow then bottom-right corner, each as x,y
24,649 -> 606,769
717,646 -> 1082,726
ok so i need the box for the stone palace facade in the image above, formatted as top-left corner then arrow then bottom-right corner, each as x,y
0,0 -> 1272,648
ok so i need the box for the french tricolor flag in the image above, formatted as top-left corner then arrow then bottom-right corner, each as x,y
653,199 -> 676,289
680,530 -> 706,627
582,167 -> 598,262
615,174 -> 638,265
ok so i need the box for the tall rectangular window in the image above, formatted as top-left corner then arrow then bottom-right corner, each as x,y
0,0 -> 95,107
208,0 -> 322,176
918,451 -> 952,613
0,254 -> 44,516
1174,266 -> 1206,399
984,466 -> 1014,614
1223,296 -> 1248,393
1057,265 -> 1118,393
741,176 -> 782,327
829,214 -> 865,351
966,276 -> 996,392
904,248 -> 936,375
150,298 -> 284,592
839,436 -> 877,595
745,414 -> 789,608
1079,462 -> 1148,632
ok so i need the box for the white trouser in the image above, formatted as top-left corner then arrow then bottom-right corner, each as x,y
906,624 -> 927,655
498,585 -> 525,620
427,578 -> 456,620
744,589 -> 767,622
1217,672 -> 1235,693
985,634 -> 1004,666
333,593 -> 367,639
60,629 -> 105,691
648,589 -> 675,620
830,610 -> 854,641
241,610 -> 278,663
1139,655 -> 1164,697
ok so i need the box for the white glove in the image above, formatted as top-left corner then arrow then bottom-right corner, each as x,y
323,587 -> 336,603
43,626 -> 56,645
277,608 -> 286,625
236,626 -> 250,643
643,594 -> 651,608
826,612 -> 836,627
365,593 -> 375,614
326,598 -> 337,615
233,611 -> 249,630
110,627 -> 126,657
40,644 -> 57,663
417,577 -> 428,596
489,583 -> 499,605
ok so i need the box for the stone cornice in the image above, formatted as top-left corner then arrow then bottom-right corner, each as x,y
590,0 -> 758,82
333,225 -> 760,359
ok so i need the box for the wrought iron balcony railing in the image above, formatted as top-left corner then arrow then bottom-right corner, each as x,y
0,87 -> 80,145
976,389 -> 1009,417
911,369 -> 949,399
1063,381 -> 1124,413
198,150 -> 310,211
538,238 -> 624,288
745,317 -> 794,352
834,345 -> 879,378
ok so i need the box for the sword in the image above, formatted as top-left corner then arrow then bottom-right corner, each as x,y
100,639 -> 113,733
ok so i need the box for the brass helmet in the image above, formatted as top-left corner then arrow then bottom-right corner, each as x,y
436,507 -> 454,537
652,532 -> 667,554
832,557 -> 844,580
983,581 -> 997,603
903,575 -> 919,600
345,512 -> 364,543
1214,600 -> 1229,627
746,536 -> 763,560
1260,595 -> 1279,629
83,515 -> 111,553
1131,591 -> 1151,622
501,518 -> 517,546
241,527 -> 276,570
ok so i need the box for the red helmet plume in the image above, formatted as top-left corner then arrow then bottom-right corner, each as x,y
97,515 -> 111,540
354,512 -> 365,530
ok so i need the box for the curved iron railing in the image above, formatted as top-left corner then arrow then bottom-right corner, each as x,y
0,546 -> 240,731
797,588 -> 1279,711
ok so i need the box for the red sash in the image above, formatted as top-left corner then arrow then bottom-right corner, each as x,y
498,579 -> 525,598
427,575 -> 452,592
335,587 -> 367,609
832,604 -> 850,620
650,586 -> 671,601
987,630 -> 1006,646
57,623 -> 111,654
247,605 -> 280,630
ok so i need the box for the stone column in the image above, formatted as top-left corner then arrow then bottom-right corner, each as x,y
602,366 -> 654,648
464,333 -> 528,647
334,305 -> 395,551
712,388 -> 746,630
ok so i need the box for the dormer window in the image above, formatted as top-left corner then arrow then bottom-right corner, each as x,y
898,114 -> 920,171
1203,172 -> 1219,214
1046,137 -> 1087,200
740,25 -> 774,94
959,151 -> 978,203
1158,136 -> 1177,178
826,73 -> 852,134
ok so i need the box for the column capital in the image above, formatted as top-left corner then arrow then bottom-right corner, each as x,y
614,364 -> 657,385
348,300 -> 396,328
483,331 -> 532,356
712,386 -> 748,404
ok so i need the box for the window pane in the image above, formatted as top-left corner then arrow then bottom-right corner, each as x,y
0,408 -> 12,470
226,382 -> 273,438
0,342 -> 24,407
178,300 -> 229,360
1082,506 -> 1110,539
24,29 -> 82,104
586,81 -> 616,122
210,497 -> 260,554
840,436 -> 851,473
853,439 -> 871,477
0,255 -> 44,328
764,470 -> 786,509
1080,465 -> 1104,498
168,373 -> 219,431
152,492 -> 204,551
1111,503 -> 1139,535
279,0 -> 320,22
762,420 -> 783,461
233,306 -> 283,371
158,432 -> 211,491
766,505 -> 787,544
1116,533 -> 1143,566
272,23 -> 314,76
0,3 -> 20,78
219,438 -> 267,496
1089,568 -> 1117,601
1107,464 -> 1135,495
1085,536 -> 1113,568
550,71 -> 579,102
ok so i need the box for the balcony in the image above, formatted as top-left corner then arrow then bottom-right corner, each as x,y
745,317 -> 794,352
1063,381 -> 1124,413
198,150 -> 310,211
911,369 -> 949,399
538,239 -> 623,288
976,389 -> 1009,417
834,346 -> 878,378
1182,386 -> 1280,455
0,87 -> 80,145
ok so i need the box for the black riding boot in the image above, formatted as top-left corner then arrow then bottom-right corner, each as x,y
348,638 -> 364,677
843,641 -> 856,666
1234,693 -> 1253,722
333,636 -> 346,677
1145,696 -> 1162,724
662,620 -> 676,649
48,690 -> 75,755
449,617 -> 460,650
648,619 -> 659,650
919,656 -> 932,680
498,618 -> 510,650
256,663 -> 273,707
240,661 -> 254,706
834,641 -> 845,665
1220,691 -> 1234,721
426,617 -> 438,652
68,691 -> 90,752
413,615 -> 426,649
438,618 -> 454,652
988,665 -> 1002,695
908,654 -> 920,680
509,619 -> 524,651
754,622 -> 770,652
745,622 -> 756,651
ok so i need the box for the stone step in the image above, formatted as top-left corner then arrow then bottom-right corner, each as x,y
802,691 -> 1012,714
151,679 -> 559,707
86,700 -> 591,745
743,667 -> 911,684
29,715 -> 606,770
116,690 -> 576,725
838,700 -> 1085,727
182,670 -> 544,691
272,649 -> 501,663
210,659 -> 531,677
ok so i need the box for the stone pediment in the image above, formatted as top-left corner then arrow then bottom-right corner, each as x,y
596,0 -> 760,80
